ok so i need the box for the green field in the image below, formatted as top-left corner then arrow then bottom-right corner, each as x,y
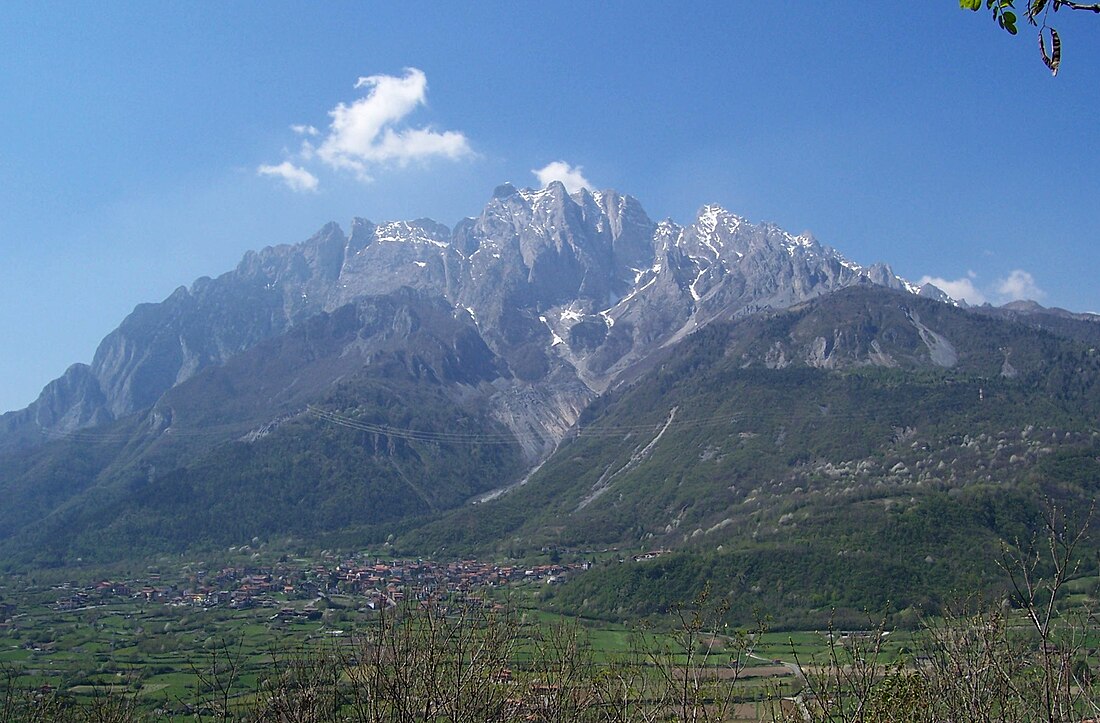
0,566 -> 813,720
3,550 -> 1098,722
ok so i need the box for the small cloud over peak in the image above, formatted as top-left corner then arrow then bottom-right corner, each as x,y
996,269 -> 1045,302
918,268 -> 1045,306
533,161 -> 594,194
258,68 -> 472,190
256,162 -> 319,193
919,274 -> 987,305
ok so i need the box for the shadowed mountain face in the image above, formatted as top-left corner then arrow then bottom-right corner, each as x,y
0,290 -> 527,564
2,183 -> 1098,596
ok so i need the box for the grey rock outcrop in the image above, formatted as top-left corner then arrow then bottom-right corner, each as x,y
1,183 -> 936,458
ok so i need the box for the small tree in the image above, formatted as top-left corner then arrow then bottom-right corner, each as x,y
638,583 -> 766,722
787,504 -> 1100,722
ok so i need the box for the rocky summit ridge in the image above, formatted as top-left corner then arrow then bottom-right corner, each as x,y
2,181 -> 942,458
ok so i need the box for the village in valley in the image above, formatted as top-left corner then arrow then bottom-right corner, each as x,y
0,551 -> 616,706
44,554 -> 592,618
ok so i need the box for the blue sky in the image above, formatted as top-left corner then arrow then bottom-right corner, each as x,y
1,2 -> 1098,413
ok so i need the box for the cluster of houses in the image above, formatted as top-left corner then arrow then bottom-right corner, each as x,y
49,556 -> 588,613
50,580 -> 133,611
333,558 -> 584,600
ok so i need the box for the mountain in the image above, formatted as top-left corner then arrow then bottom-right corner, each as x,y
971,299 -> 1100,347
3,182 -> 1098,627
0,182 -> 926,458
400,285 -> 1100,625
0,289 -> 526,564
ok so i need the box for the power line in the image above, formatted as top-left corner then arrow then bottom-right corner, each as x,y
35,383 -> 1081,449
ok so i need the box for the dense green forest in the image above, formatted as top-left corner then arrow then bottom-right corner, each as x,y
399,290 -> 1100,624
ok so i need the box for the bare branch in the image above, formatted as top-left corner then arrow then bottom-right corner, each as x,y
1054,0 -> 1100,11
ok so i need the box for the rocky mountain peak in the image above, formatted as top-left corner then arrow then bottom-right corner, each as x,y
491,182 -> 518,199
3,182 -> 948,454
347,217 -> 376,253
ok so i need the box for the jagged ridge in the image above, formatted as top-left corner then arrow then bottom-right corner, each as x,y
1,182 -> 939,460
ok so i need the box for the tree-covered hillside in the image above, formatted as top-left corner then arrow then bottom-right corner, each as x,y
401,287 -> 1100,625
0,290 -> 525,567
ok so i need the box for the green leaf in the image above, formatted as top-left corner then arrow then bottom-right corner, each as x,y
960,0 -> 982,9
1003,11 -> 1018,33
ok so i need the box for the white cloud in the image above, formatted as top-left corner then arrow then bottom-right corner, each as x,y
995,269 -> 1045,302
918,268 -> 1045,306
258,68 -> 472,190
533,161 -> 595,194
256,162 -> 319,193
314,68 -> 471,176
918,274 -> 987,305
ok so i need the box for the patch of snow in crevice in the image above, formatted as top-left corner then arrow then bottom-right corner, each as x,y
784,231 -> 814,249
899,277 -> 922,295
780,231 -> 817,258
691,210 -> 724,259
539,315 -> 565,346
610,275 -> 657,311
722,215 -> 743,234
698,205 -> 721,235
374,221 -> 451,248
699,234 -> 721,259
517,186 -> 555,204
689,266 -> 708,301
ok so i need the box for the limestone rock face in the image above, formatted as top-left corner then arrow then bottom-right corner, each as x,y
1,183 -> 932,455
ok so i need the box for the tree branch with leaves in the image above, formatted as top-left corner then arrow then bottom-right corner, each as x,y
961,0 -> 1099,75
